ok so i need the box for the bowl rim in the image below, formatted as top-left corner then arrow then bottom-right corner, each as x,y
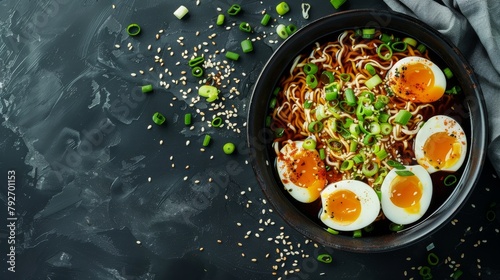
247,9 -> 488,253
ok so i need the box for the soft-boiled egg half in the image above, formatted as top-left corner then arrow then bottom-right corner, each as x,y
381,165 -> 432,225
319,180 -> 380,231
387,56 -> 447,103
276,140 -> 327,203
414,115 -> 467,173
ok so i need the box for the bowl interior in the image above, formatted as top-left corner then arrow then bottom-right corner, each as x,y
247,10 -> 488,252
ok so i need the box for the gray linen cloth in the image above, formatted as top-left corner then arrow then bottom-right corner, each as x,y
384,0 -> 500,176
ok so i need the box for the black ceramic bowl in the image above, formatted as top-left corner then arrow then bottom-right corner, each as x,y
247,10 -> 488,253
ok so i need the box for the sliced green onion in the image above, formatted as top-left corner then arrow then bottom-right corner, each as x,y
365,63 -> 377,76
446,85 -> 461,95
379,33 -> 393,43
227,4 -> 242,16
304,100 -> 313,109
427,252 -> 439,266
317,254 -> 333,264
375,149 -> 388,160
391,41 -> 407,52
349,140 -> 358,153
315,105 -> 328,120
276,24 -> 288,39
360,91 -> 375,102
308,121 -> 324,133
349,123 -> 360,137
173,5 -> 189,19
417,43 -> 427,53
403,37 -> 417,47
326,90 -> 338,101
202,134 -> 211,146
188,56 -> 205,67
394,110 -> 412,125
319,148 -> 326,160
353,229 -> 362,238
241,39 -> 253,53
365,74 -> 383,90
306,74 -> 318,89
419,266 -> 432,279
362,162 -> 379,177
192,66 -> 204,78
225,51 -> 240,61
363,134 -> 377,146
339,73 -> 351,82
142,84 -> 153,93
377,43 -> 393,60
303,138 -> 317,150
276,2 -> 290,15
223,142 -> 236,154
341,159 -> 354,171
152,112 -> 166,125
198,85 -> 219,99
396,170 -> 414,176
265,116 -> 271,127
486,209 -> 496,222
330,0 -> 347,9
369,122 -> 381,134
352,154 -> 364,164
321,71 -> 335,84
216,14 -> 225,26
378,112 -> 390,123
274,127 -> 285,138
304,63 -> 318,75
364,224 -> 375,233
387,160 -> 405,169
389,223 -> 404,231
443,68 -> 454,79
239,22 -> 252,33
184,113 -> 192,125
361,28 -> 376,39
344,88 -> 356,106
269,98 -> 277,109
326,228 -> 339,235
211,116 -> 223,127
451,270 -> 463,280
261,13 -> 271,26
126,23 -> 141,36
339,101 -> 356,114
286,24 -> 297,35
380,123 -> 393,135
443,174 -> 457,186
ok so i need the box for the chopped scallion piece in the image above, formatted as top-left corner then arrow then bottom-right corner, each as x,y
142,84 -> 153,93
308,121 -> 324,133
306,74 -> 318,89
389,223 -> 404,231
341,159 -> 354,171
361,28 -> 376,39
152,112 -> 166,125
304,100 -> 313,109
223,142 -> 236,154
286,24 -> 297,35
394,110 -> 412,125
443,67 -> 454,79
211,116 -> 223,127
395,170 -> 414,176
227,4 -> 242,16
302,138 -> 317,150
352,229 -> 362,238
344,88 -> 356,106
365,74 -> 383,90
317,254 -> 333,263
126,23 -> 141,36
326,228 -> 339,235
239,22 -> 251,33
402,37 -> 417,47
380,122 -> 392,135
261,13 -> 271,26
365,63 -> 376,76
387,160 -> 405,169
417,43 -> 427,53
330,0 -> 347,9
319,148 -> 326,160
202,134 -> 211,146
276,2 -> 290,15
304,63 -> 318,75
216,14 -> 225,26
240,39 -> 253,53
391,41 -> 407,52
184,113 -> 192,125
377,43 -> 393,60
443,174 -> 457,186
225,51 -> 240,61
427,252 -> 439,266
276,24 -> 288,39
362,162 -> 379,177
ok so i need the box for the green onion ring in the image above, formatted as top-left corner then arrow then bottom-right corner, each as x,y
127,23 -> 141,36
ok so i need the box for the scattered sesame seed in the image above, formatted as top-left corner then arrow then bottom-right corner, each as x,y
147,125 -> 152,130
136,240 -> 141,245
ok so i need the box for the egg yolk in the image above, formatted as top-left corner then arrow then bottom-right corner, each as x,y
423,132 -> 462,170
391,62 -> 444,103
325,189 -> 361,225
390,175 -> 422,214
280,147 -> 327,197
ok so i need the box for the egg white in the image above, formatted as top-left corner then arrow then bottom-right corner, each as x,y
319,180 -> 380,231
414,115 -> 467,173
276,140 -> 327,203
380,165 -> 433,225
387,56 -> 447,103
